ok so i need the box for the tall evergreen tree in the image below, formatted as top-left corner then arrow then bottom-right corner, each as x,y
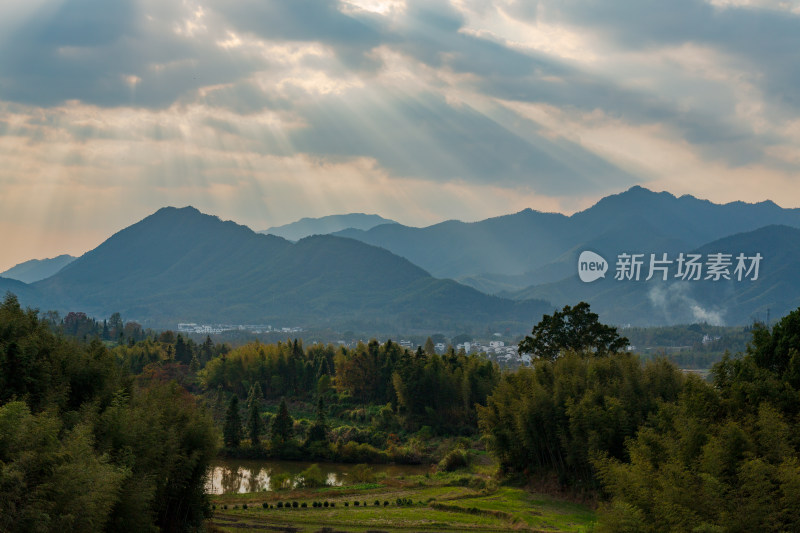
271,398 -> 293,445
175,334 -> 191,364
306,396 -> 328,444
223,395 -> 242,448
246,396 -> 263,446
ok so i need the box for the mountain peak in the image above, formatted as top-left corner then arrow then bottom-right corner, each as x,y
261,212 -> 398,241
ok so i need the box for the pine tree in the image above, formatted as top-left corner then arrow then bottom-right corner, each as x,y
247,382 -> 263,407
246,396 -> 263,446
306,397 -> 328,443
189,353 -> 200,373
271,398 -> 293,445
223,396 -> 242,448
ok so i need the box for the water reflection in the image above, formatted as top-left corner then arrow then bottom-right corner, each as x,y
205,459 -> 429,494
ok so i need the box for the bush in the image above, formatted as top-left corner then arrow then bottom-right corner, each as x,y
349,463 -> 376,483
354,501 -> 359,506
223,504 -> 228,510
242,503 -> 248,510
271,472 -> 293,491
262,502 -> 268,509
344,501 -> 349,507
438,448 -> 469,472
277,502 -> 283,508
375,500 -> 381,506
292,501 -> 298,508
301,502 -> 307,508
324,501 -> 329,508
384,501 -> 389,507
337,441 -> 389,463
298,463 -> 327,488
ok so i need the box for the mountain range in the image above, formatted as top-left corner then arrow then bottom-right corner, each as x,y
509,225 -> 800,326
9,207 -> 548,332
334,186 -> 800,294
5,186 -> 800,330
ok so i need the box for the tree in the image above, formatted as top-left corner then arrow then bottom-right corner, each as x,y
246,397 -> 263,446
518,302 -> 628,360
223,395 -> 242,448
305,397 -> 328,444
246,384 -> 264,446
424,337 -> 437,356
271,398 -> 293,446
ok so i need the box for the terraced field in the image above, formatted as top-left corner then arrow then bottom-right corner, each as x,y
208,472 -> 596,532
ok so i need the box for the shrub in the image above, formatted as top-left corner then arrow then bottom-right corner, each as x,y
262,502 -> 268,509
350,463 -> 376,483
242,503 -> 248,510
344,502 -> 349,507
354,501 -> 359,506
271,472 -> 293,491
384,501 -> 389,507
223,504 -> 228,510
330,502 -> 335,507
375,500 -> 381,507
337,441 -> 389,463
292,501 -> 298,508
438,448 -> 469,472
277,502 -> 283,508
324,501 -> 329,508
212,504 -> 216,510
298,463 -> 327,488
301,502 -> 307,508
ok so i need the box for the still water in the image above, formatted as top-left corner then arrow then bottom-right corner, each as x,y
206,459 -> 431,494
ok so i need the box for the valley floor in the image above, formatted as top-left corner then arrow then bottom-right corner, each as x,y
207,468 -> 596,532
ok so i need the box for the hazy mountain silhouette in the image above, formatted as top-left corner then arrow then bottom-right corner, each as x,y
509,225 -> 800,326
1,254 -> 76,283
261,213 -> 397,241
335,186 -> 800,293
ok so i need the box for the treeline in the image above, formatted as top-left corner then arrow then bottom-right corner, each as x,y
42,310 -> 149,343
202,339 -> 499,434
0,294 -> 217,532
625,323 -> 752,353
594,313 -> 800,531
113,331 -> 229,374
479,304 -> 800,531
478,352 -> 684,487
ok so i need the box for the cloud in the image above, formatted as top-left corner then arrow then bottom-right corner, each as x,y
2,0 -> 800,271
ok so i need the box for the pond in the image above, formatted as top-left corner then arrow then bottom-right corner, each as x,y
205,459 -> 432,494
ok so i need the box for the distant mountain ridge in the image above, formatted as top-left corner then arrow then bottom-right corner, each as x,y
509,224 -> 800,326
334,186 -> 800,293
1,254 -> 76,283
19,206 -> 548,331
261,213 -> 397,241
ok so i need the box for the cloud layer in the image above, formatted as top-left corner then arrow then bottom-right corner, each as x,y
2,0 -> 800,270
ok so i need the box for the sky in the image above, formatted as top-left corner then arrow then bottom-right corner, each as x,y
2,0 -> 800,272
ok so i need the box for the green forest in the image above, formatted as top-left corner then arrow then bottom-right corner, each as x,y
2,292 -> 800,531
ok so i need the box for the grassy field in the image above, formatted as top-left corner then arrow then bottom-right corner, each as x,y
208,469 -> 596,532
